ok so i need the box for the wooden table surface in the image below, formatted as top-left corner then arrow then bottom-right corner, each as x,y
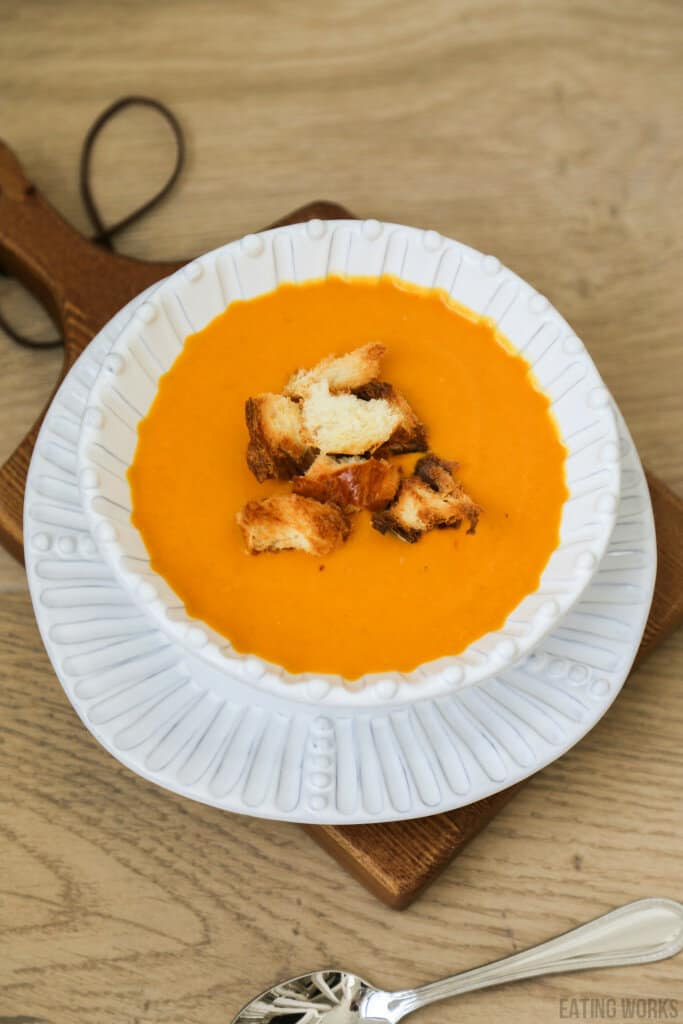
1,2 -> 682,1022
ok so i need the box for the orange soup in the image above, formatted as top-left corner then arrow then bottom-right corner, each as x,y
129,276 -> 568,679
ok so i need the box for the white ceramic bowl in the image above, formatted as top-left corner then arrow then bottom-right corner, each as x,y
77,219 -> 620,705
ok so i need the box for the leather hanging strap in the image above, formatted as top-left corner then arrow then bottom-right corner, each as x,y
0,95 -> 185,349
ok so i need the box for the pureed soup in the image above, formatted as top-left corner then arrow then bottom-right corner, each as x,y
128,276 -> 568,680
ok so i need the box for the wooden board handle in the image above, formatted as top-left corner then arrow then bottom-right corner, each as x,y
0,140 -> 182,559
0,140 -> 181,346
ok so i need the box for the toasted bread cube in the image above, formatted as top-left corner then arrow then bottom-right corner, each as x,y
301,382 -> 401,456
354,381 -> 428,455
372,454 -> 481,542
237,494 -> 350,555
292,454 -> 401,511
246,393 -> 317,482
285,343 -> 386,398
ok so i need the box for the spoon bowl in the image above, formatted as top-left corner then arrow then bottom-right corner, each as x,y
233,971 -> 373,1022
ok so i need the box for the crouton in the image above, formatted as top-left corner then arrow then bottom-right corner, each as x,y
245,393 -> 317,482
292,455 -> 401,511
285,343 -> 386,398
354,381 -> 428,455
372,454 -> 481,542
301,382 -> 402,456
237,494 -> 350,555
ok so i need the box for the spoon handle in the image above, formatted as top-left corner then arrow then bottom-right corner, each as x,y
379,898 -> 683,1023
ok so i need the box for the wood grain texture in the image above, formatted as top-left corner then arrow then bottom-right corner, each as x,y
641,473 -> 683,658
1,1 -> 682,1021
304,786 -> 524,908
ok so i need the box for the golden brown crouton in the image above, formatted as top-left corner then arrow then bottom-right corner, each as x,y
354,381 -> 428,455
285,343 -> 386,398
301,382 -> 402,455
237,494 -> 350,555
292,455 -> 401,511
372,454 -> 481,542
245,393 -> 317,482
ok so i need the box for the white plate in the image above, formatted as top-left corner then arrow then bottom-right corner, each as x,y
76,221 -> 621,700
24,291 -> 655,824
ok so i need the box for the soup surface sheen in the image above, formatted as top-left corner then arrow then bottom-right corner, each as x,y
129,275 -> 568,679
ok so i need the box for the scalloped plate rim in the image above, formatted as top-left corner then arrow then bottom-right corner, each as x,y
23,305 -> 656,824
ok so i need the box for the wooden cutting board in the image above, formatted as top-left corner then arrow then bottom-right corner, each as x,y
2,140 -> 682,908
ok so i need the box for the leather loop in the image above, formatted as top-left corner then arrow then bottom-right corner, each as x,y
80,95 -> 185,250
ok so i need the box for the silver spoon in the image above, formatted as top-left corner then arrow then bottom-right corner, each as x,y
233,898 -> 683,1023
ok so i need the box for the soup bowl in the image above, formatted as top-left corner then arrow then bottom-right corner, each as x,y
77,220 -> 620,707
